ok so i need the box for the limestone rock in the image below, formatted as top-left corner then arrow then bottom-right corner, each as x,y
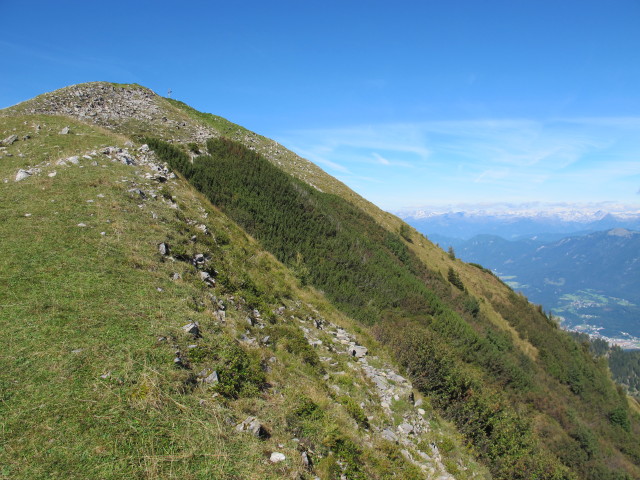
203,371 -> 219,384
269,452 -> 286,463
158,242 -> 169,255
398,422 -> 414,435
350,345 -> 368,358
235,416 -> 270,439
382,428 -> 398,443
199,271 -> 215,287
182,322 -> 200,337
59,126 -> 70,135
2,134 -> 18,145
15,169 -> 31,182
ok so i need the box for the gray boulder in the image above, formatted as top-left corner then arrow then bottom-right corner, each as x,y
59,126 -> 70,135
2,134 -> 18,145
350,345 -> 368,358
182,322 -> 200,337
235,416 -> 270,439
199,271 -> 215,287
15,169 -> 31,182
382,428 -> 398,442
203,371 -> 219,384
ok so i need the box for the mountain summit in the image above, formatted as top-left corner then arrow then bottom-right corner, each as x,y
2,82 -> 639,480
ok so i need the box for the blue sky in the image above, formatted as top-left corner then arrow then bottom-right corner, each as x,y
2,0 -> 639,211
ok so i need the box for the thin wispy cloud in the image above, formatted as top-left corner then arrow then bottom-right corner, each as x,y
372,152 -> 413,168
275,117 -> 640,210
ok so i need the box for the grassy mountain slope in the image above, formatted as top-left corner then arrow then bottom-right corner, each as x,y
2,82 -> 640,479
1,108 -> 484,479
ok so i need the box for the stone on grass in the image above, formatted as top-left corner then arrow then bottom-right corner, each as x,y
382,429 -> 398,443
301,451 -> 311,469
398,422 -> 414,435
15,169 -> 31,182
270,452 -> 286,463
199,271 -> 215,287
182,321 -> 200,337
235,416 -> 270,439
2,134 -> 18,145
203,371 -> 219,384
350,345 -> 368,358
59,126 -> 70,135
158,242 -> 169,255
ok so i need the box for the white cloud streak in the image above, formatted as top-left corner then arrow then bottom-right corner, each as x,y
276,117 -> 640,208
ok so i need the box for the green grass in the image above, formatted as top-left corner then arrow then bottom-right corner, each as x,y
1,114 -> 488,479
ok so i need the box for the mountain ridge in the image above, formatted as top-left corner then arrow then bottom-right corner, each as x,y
2,82 -> 640,480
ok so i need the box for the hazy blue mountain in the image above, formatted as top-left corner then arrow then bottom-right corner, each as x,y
403,210 -> 640,240
432,229 -> 640,344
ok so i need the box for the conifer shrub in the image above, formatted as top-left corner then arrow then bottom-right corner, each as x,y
185,336 -> 265,398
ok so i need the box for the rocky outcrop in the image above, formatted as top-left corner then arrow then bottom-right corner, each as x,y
15,82 -> 212,142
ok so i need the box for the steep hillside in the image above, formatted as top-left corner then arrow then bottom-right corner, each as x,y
0,113 -> 483,479
2,82 -> 640,480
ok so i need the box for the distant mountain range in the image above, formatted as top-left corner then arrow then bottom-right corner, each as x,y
398,206 -> 640,240
428,228 -> 640,344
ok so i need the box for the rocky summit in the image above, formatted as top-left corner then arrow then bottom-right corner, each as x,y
1,82 -> 639,480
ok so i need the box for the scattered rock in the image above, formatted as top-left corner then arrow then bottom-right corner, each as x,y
59,126 -> 70,135
398,423 -> 414,435
235,416 -> 270,439
170,272 -> 181,281
77,223 -> 86,227
350,345 -> 368,358
270,452 -> 286,463
382,429 -> 398,443
158,242 -> 169,255
301,451 -> 311,469
199,271 -> 215,287
15,169 -> 31,182
48,171 -> 57,177
203,371 -> 219,384
66,156 -> 79,165
2,134 -> 18,145
128,188 -> 146,198
182,322 -> 200,337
